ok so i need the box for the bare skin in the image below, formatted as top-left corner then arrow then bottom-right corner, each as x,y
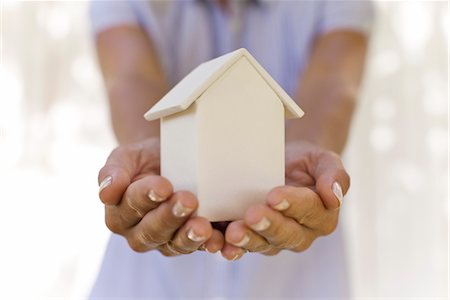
96,24 -> 368,259
98,138 -> 224,254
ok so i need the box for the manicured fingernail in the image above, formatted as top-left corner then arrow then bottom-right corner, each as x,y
250,217 -> 271,231
172,201 -> 193,217
231,253 -> 240,261
332,182 -> 343,208
148,190 -> 166,202
99,176 -> 112,194
187,228 -> 207,242
198,244 -> 209,252
233,234 -> 250,247
273,199 -> 290,211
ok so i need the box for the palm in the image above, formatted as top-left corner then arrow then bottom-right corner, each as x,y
126,138 -> 162,181
285,141 -> 318,188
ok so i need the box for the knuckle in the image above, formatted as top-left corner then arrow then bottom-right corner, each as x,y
266,221 -> 294,249
157,207 -> 185,229
118,213 -> 136,230
257,245 -> 273,253
165,241 -> 193,255
142,228 -> 166,246
171,235 -> 194,252
124,195 -> 145,219
274,238 -> 291,249
172,244 -> 195,254
282,230 -> 303,249
293,242 -> 311,253
271,222 -> 301,249
320,218 -> 338,236
128,229 -> 163,252
158,248 -> 176,257
127,237 -> 149,253
299,198 -> 317,225
260,247 -> 279,256
105,215 -> 123,234
292,236 -> 314,253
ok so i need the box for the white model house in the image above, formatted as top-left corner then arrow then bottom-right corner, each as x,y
144,48 -> 304,221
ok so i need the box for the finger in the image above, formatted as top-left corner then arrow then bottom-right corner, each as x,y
98,146 -> 137,205
311,151 -> 350,209
260,248 -> 282,256
221,242 -> 246,261
266,186 -> 338,235
112,175 -> 173,229
171,217 -> 213,253
244,204 -> 316,252
202,229 -> 225,253
157,243 -> 184,257
225,220 -> 272,253
126,191 -> 198,252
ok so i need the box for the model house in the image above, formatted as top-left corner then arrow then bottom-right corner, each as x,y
144,48 -> 304,221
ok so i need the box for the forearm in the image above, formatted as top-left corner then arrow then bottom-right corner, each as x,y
107,76 -> 167,144
286,30 -> 369,154
96,25 -> 168,145
286,75 -> 356,154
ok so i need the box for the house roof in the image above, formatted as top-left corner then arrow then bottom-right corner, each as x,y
144,48 -> 304,121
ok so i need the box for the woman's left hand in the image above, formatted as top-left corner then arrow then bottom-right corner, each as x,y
221,141 -> 350,260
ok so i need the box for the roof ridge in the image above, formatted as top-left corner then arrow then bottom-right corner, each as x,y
144,48 -> 303,121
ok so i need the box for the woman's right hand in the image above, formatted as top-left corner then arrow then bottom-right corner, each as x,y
97,137 -> 224,255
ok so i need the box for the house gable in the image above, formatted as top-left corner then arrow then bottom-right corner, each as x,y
194,56 -> 285,220
144,48 -> 304,122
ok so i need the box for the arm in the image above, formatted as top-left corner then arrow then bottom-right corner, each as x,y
96,26 -> 224,254
95,25 -> 168,144
287,30 -> 369,154
222,30 -> 369,259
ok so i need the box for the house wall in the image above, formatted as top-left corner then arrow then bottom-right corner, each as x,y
161,103 -> 198,195
196,57 -> 285,221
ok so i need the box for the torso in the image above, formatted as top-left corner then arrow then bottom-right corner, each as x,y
90,1 -> 355,298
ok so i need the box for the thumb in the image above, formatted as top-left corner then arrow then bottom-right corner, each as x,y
98,147 -> 135,205
311,151 -> 350,210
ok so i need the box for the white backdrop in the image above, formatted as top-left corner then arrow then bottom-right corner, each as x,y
0,1 -> 448,299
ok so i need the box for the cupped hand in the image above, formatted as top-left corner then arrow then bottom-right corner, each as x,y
221,141 -> 350,260
97,138 -> 224,255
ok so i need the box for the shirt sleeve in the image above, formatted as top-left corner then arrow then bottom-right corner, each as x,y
89,0 -> 139,35
318,0 -> 376,36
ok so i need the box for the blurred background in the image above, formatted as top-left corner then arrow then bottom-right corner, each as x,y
0,1 -> 448,299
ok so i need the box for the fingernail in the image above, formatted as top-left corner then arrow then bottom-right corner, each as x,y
199,244 -> 213,253
148,190 -> 166,202
273,199 -> 290,211
332,182 -> 343,208
231,253 -> 241,261
187,228 -> 207,242
99,176 -> 112,194
198,244 -> 209,252
172,201 -> 194,217
233,234 -> 250,247
250,217 -> 270,231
